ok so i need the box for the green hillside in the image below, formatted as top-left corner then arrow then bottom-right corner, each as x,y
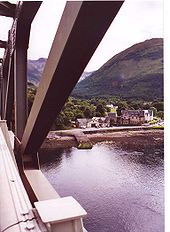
72,38 -> 163,101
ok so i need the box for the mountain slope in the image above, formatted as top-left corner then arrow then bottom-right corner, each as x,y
27,58 -> 46,86
27,58 -> 93,86
79,71 -> 93,82
72,38 -> 163,101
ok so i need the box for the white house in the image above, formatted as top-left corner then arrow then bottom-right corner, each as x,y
120,109 -> 153,125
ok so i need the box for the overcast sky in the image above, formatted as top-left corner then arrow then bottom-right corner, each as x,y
0,0 -> 163,71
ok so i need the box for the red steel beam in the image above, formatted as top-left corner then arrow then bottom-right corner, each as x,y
20,1 -> 124,158
13,1 -> 42,140
0,40 -> 7,49
0,2 -> 15,17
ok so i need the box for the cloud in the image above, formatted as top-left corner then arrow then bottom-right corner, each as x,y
85,0 -> 163,71
0,16 -> 13,57
0,0 -> 163,71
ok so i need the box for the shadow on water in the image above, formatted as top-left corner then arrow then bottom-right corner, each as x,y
39,138 -> 164,232
39,148 -> 72,166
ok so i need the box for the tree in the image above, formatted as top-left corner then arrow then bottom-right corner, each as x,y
75,109 -> 84,119
142,102 -> 152,110
129,101 -> 142,110
95,111 -> 102,117
150,107 -> 157,117
96,104 -> 105,116
27,85 -> 37,114
116,106 -> 122,116
55,112 -> 65,130
156,111 -> 164,119
64,110 -> 74,121
117,100 -> 128,110
152,102 -> 164,112
84,107 -> 93,118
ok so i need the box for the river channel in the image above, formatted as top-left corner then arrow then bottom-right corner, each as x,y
39,140 -> 164,232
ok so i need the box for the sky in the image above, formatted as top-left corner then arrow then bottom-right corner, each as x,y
0,0 -> 169,229
0,0 -> 163,72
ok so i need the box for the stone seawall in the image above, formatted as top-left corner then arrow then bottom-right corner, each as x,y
40,129 -> 163,151
41,136 -> 77,150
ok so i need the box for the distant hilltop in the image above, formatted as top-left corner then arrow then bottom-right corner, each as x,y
27,58 -> 93,86
27,58 -> 46,86
28,38 -> 163,101
73,38 -> 163,101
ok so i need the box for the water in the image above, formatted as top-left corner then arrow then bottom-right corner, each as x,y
40,142 -> 164,232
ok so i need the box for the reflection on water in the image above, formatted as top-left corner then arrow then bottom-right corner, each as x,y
39,142 -> 164,232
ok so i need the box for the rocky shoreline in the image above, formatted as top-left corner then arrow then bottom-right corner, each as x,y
40,129 -> 164,153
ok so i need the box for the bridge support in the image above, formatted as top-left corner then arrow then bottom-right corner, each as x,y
0,1 -> 124,214
35,197 -> 87,232
13,1 -> 42,140
4,56 -> 14,130
14,46 -> 28,140
20,1 -> 124,163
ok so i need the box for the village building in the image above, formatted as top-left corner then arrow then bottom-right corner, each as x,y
92,117 -> 110,127
119,109 -> 153,126
107,112 -> 117,126
76,117 -> 110,128
75,110 -> 153,128
75,118 -> 90,128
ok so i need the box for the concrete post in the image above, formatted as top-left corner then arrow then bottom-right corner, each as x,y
35,196 -> 87,232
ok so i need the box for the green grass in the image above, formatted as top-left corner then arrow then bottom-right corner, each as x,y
151,125 -> 164,129
110,108 -> 117,113
149,118 -> 159,125
78,142 -> 93,149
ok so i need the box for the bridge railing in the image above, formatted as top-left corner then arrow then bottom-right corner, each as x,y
0,120 -> 87,232
0,120 -> 46,231
0,1 -> 124,231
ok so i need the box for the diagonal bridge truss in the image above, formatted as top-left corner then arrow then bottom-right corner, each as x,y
0,0 -> 124,221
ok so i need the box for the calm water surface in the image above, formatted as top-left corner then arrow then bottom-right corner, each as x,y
40,142 -> 164,232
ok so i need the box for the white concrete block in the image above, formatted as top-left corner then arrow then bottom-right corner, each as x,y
34,196 -> 87,223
